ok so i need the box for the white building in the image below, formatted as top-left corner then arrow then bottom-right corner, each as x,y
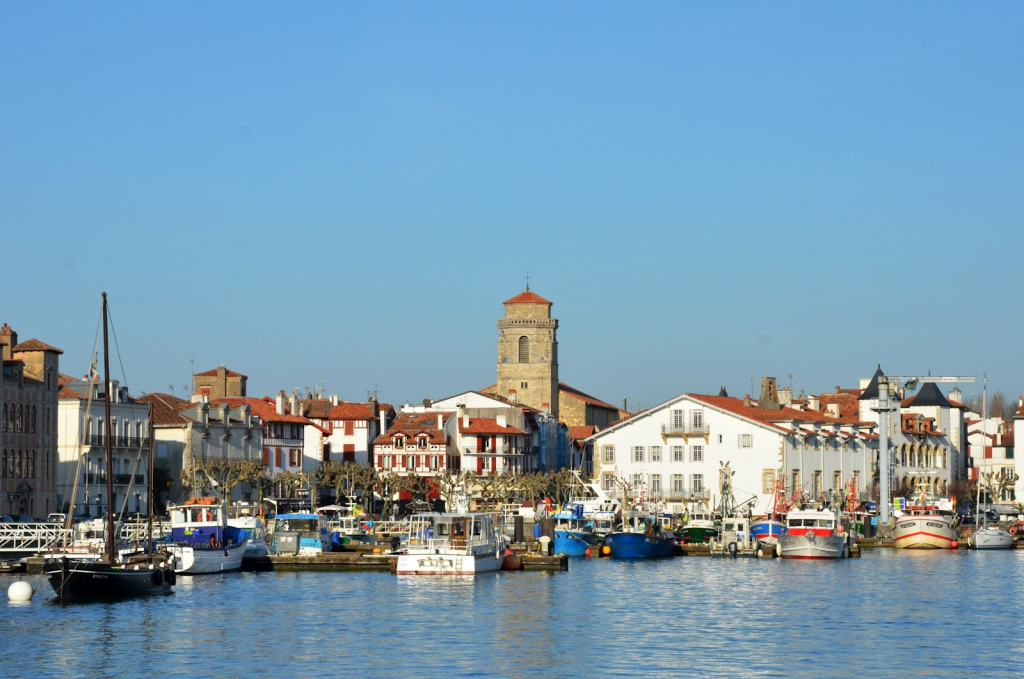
57,378 -> 151,516
295,396 -> 390,466
589,379 -> 877,516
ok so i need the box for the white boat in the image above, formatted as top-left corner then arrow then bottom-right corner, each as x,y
893,493 -> 958,550
779,508 -> 848,560
971,526 -> 1014,550
395,513 -> 506,575
165,498 -> 248,573
227,503 -> 272,557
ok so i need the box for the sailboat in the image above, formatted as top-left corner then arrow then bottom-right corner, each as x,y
970,376 -> 1013,550
45,293 -> 175,602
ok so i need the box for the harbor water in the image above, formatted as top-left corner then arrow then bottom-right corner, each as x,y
3,549 -> 1023,677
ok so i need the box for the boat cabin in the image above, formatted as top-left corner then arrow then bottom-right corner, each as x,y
785,510 -> 837,537
406,513 -> 499,555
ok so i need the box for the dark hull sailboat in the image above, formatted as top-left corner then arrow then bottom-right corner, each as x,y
45,292 -> 175,602
46,557 -> 174,602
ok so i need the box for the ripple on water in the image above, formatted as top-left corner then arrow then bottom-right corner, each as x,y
3,550 -> 1024,678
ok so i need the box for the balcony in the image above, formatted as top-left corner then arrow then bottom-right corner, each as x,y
86,435 -> 151,449
661,423 -> 710,440
84,473 -> 108,484
263,437 -> 302,447
113,474 -> 145,485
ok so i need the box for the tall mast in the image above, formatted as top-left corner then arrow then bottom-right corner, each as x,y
102,292 -> 116,563
148,418 -> 154,554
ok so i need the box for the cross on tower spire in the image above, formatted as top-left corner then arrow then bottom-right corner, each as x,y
524,270 -> 531,291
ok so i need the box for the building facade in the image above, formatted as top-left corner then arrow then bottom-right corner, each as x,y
57,377 -> 150,517
1,325 -> 61,518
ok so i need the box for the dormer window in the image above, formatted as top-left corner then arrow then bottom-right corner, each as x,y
418,436 -> 428,450
393,436 -> 405,448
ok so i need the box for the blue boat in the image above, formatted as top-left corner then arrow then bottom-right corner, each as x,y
554,520 -> 599,556
604,512 -> 676,558
751,519 -> 787,545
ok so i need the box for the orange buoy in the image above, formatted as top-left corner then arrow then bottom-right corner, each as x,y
601,545 -> 611,556
584,548 -> 591,557
950,541 -> 958,549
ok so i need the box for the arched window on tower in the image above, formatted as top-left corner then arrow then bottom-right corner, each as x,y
518,336 -> 529,363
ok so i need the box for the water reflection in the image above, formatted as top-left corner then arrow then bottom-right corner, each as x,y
3,551 -> 1024,677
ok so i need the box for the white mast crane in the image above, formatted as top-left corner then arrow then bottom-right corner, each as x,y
873,375 -> 976,526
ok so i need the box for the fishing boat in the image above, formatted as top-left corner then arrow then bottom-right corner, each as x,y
604,509 -> 676,558
678,507 -> 718,544
163,497 -> 248,574
395,512 -> 506,575
710,515 -> 761,558
893,488 -> 959,550
551,505 -> 599,556
227,503 -> 272,557
45,293 -> 175,601
318,504 -> 377,549
778,508 -> 848,560
751,479 -> 790,545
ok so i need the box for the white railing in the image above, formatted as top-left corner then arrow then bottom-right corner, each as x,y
661,423 -> 711,435
0,523 -> 71,552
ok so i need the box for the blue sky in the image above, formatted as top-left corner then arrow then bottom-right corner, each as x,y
2,4 -> 1022,410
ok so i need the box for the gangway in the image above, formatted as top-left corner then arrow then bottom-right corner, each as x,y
0,523 -> 71,557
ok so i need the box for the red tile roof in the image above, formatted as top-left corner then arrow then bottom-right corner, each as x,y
568,426 -> 595,440
12,338 -> 63,354
373,412 -> 450,446
816,393 -> 861,420
194,367 -> 247,378
137,393 -> 193,426
329,402 -> 375,420
458,417 -> 526,436
211,397 -> 313,425
59,386 -> 89,399
688,394 -> 854,429
558,383 -> 620,412
503,290 -> 551,305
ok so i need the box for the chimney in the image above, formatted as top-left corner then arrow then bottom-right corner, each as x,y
109,380 -> 120,403
759,377 -> 780,411
437,414 -> 444,431
199,402 -> 209,428
0,323 -> 16,360
497,414 -> 507,428
423,398 -> 433,409
331,394 -> 338,406
242,404 -> 251,429
508,389 -> 517,403
289,393 -> 298,415
463,413 -> 470,429
743,394 -> 751,408
379,408 -> 387,438
220,403 -> 231,426
826,403 -> 841,418
807,394 -> 820,412
778,387 -> 792,407
623,397 -> 628,412
370,397 -> 380,418
276,390 -> 286,416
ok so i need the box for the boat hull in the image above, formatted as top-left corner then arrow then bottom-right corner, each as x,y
395,552 -> 502,575
778,533 -> 847,560
166,541 -> 248,574
893,516 -> 957,549
679,526 -> 717,544
554,528 -> 598,556
604,532 -> 675,558
45,558 -> 174,602
972,528 -> 1014,550
751,520 -> 787,545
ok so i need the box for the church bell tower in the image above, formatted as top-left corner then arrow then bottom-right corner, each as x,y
497,288 -> 559,418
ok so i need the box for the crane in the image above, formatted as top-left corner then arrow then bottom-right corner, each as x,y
872,375 -> 976,525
